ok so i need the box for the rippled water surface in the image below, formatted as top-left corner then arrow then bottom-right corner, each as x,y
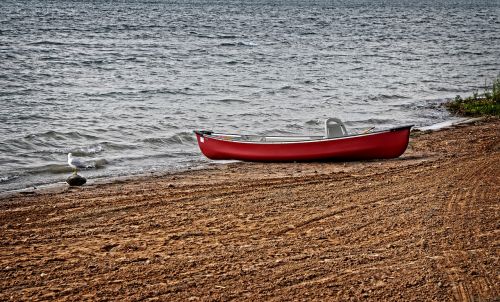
1,0 -> 499,192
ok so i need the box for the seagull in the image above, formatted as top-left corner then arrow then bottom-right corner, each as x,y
67,153 -> 87,174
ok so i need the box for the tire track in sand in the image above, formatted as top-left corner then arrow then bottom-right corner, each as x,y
441,155 -> 500,301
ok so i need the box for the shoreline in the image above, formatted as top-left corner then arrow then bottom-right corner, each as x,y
0,163 -> 217,200
0,116 -> 482,199
1,118 -> 498,301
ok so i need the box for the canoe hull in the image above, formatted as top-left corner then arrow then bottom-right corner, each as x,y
195,126 -> 412,162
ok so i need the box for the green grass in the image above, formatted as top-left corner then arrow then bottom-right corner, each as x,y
445,76 -> 500,117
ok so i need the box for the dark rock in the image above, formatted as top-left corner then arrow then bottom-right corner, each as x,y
66,174 -> 86,186
101,243 -> 119,252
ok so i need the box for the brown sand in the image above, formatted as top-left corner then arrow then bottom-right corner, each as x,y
1,119 -> 499,301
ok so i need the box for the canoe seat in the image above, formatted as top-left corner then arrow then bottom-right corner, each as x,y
325,118 -> 348,138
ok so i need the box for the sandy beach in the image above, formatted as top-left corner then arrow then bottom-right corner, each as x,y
1,118 -> 499,301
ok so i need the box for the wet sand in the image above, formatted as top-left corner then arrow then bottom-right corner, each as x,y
1,119 -> 499,301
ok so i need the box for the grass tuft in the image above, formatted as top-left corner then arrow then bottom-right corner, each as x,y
445,76 -> 500,117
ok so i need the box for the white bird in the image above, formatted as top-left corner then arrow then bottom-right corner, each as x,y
67,153 -> 87,174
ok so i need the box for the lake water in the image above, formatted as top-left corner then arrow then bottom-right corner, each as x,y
1,0 -> 499,192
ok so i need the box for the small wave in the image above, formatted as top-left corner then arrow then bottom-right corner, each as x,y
26,164 -> 73,175
219,42 -> 237,47
305,119 -> 321,125
236,84 -> 259,88
365,118 -> 398,125
26,158 -> 108,175
190,32 -> 213,38
32,142 -> 136,157
81,59 -> 106,65
0,89 -> 36,97
280,85 -> 297,91
239,112 -> 260,117
217,34 -> 239,39
211,98 -> 249,104
70,144 -> 104,156
122,56 -> 145,62
24,130 -> 99,141
434,87 -> 468,93
24,131 -> 65,141
346,118 -> 397,126
109,153 -> 177,164
350,66 -> 364,71
82,91 -> 131,97
0,175 -> 19,184
92,159 -> 108,169
28,41 -> 67,46
394,99 -> 446,110
367,94 -> 410,101
218,41 -> 257,47
142,132 -> 196,146
128,105 -> 159,111
138,87 -> 196,96
421,79 -> 440,83
285,123 -> 305,130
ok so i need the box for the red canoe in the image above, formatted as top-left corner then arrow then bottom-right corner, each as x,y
194,125 -> 412,162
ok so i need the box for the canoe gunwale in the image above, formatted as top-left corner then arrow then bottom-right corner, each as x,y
194,125 -> 413,145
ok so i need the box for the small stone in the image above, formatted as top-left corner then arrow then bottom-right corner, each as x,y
101,243 -> 119,252
40,273 -> 47,277
66,174 -> 86,186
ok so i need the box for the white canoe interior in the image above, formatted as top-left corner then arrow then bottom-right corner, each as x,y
209,133 -> 325,143
205,118 -> 375,143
